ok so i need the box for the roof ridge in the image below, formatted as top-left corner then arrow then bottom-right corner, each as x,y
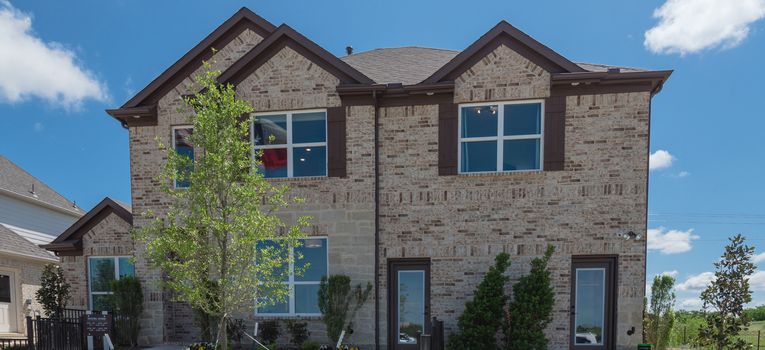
346,46 -> 459,57
0,155 -> 80,213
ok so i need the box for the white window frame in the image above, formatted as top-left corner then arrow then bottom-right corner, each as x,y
255,237 -> 329,317
87,256 -> 134,310
250,109 -> 328,179
171,125 -> 194,189
457,100 -> 545,174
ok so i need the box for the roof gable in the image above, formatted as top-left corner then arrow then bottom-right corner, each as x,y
113,8 -> 276,112
421,21 -> 585,85
43,197 -> 132,255
218,24 -> 374,86
0,155 -> 83,216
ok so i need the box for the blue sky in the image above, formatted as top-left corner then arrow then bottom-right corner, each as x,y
1,0 -> 764,309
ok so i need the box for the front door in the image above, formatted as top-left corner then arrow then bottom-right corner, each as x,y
388,259 -> 430,350
0,271 -> 17,333
570,256 -> 616,350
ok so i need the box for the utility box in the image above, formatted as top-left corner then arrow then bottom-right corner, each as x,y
637,344 -> 652,350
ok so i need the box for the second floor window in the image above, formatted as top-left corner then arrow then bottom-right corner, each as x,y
459,101 -> 543,173
173,126 -> 194,188
252,110 -> 327,178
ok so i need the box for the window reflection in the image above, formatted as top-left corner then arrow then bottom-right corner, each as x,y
398,271 -> 425,344
574,268 -> 605,345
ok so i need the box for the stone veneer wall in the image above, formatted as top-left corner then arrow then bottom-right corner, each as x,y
0,255 -> 48,335
376,44 -> 648,350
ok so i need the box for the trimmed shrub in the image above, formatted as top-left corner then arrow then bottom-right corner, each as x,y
286,319 -> 310,346
503,246 -> 555,350
259,320 -> 281,345
447,253 -> 511,350
111,276 -> 144,348
35,264 -> 71,318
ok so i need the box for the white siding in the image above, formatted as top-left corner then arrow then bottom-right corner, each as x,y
0,194 -> 79,242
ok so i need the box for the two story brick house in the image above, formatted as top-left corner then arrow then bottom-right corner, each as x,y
93,7 -> 669,350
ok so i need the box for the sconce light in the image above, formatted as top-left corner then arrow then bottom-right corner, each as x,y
616,230 -> 641,241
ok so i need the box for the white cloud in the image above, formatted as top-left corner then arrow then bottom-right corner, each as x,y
0,1 -> 107,108
648,227 -> 699,254
750,271 -> 765,291
645,0 -> 765,55
676,271 -> 715,291
754,252 -> 765,264
660,270 -> 679,278
649,150 -> 675,171
679,297 -> 703,310
33,121 -> 43,131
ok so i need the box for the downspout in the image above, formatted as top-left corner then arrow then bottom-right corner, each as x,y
373,89 -> 381,350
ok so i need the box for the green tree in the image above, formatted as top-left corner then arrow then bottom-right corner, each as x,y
645,274 -> 676,350
447,253 -> 511,350
317,275 -> 372,344
111,276 -> 143,348
697,234 -> 756,350
503,246 -> 555,350
135,62 -> 309,350
35,264 -> 71,317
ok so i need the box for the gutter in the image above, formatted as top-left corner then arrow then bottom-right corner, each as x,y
373,89 -> 381,350
0,249 -> 58,263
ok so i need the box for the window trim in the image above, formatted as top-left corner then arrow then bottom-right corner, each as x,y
251,109 -> 328,179
171,125 -> 194,189
254,236 -> 329,317
87,256 -> 134,310
457,100 -> 545,174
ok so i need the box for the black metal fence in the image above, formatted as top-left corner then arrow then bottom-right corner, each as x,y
26,316 -> 82,350
0,338 -> 28,349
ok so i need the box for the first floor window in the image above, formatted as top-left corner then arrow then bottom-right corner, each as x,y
459,101 -> 543,173
252,110 -> 327,178
173,126 -> 194,188
255,237 -> 328,316
88,256 -> 135,310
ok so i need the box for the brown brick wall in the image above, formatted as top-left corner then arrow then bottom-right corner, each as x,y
127,33 -> 649,350
376,44 -> 648,350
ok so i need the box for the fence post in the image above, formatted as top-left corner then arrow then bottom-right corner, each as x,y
26,316 -> 33,350
758,330 -> 761,350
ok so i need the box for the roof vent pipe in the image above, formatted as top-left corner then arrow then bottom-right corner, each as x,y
346,46 -> 353,55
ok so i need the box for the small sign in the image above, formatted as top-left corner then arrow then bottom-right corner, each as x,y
82,312 -> 112,350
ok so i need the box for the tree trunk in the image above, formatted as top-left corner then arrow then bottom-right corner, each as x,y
218,315 -> 228,350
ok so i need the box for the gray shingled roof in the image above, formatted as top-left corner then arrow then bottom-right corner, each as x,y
340,47 -> 647,85
0,224 -> 57,261
0,155 -> 82,215
341,47 -> 460,85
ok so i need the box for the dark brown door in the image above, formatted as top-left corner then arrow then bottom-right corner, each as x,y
388,259 -> 431,350
570,256 -> 617,350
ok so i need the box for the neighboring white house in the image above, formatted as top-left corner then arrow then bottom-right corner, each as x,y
0,155 -> 82,337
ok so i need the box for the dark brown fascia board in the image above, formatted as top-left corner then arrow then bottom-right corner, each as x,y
551,70 -> 673,95
120,8 -> 276,109
105,104 -> 158,128
40,241 -> 82,255
49,197 -> 133,246
421,21 -> 585,85
218,24 -> 374,87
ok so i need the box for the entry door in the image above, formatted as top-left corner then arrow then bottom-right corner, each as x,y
389,259 -> 430,350
0,272 -> 17,333
570,257 -> 616,350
